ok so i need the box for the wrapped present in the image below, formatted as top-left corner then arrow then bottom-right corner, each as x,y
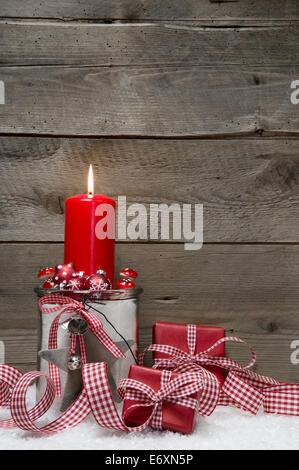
153,321 -> 226,385
121,365 -> 201,434
0,362 -> 222,433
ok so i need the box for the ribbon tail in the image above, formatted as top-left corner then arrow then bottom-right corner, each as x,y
263,384 -> 299,416
49,363 -> 62,398
11,371 -> 89,433
78,335 -> 87,363
221,371 -> 264,414
83,362 -> 154,432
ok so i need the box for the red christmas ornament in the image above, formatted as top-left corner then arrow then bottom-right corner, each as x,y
38,267 -> 55,279
42,277 -> 56,289
116,278 -> 136,289
65,271 -> 87,291
53,263 -> 76,285
85,269 -> 111,292
120,268 -> 138,280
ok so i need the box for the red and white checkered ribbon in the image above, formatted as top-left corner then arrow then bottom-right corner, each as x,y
219,368 -> 299,416
0,363 -> 90,432
118,365 -> 220,430
39,294 -> 125,396
0,362 -> 216,433
1,359 -> 299,434
140,325 -> 299,416
139,325 -> 256,373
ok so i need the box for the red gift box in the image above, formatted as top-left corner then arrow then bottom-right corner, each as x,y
153,321 -> 226,386
122,365 -> 198,434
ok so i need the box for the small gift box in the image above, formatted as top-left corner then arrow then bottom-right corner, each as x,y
153,321 -> 226,386
122,365 -> 199,434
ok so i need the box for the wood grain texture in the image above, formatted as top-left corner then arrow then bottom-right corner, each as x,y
0,0 -> 297,388
7,364 -> 37,373
0,330 -> 37,365
0,66 -> 297,136
1,22 -> 299,66
1,0 -> 299,21
1,243 -> 299,381
1,137 -> 299,243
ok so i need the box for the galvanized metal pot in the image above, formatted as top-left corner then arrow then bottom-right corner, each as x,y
35,288 -> 142,413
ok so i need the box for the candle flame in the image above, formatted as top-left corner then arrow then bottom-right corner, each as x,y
88,164 -> 94,197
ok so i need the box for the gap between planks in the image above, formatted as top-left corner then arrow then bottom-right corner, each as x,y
1,18 -> 299,26
1,132 -> 299,139
2,241 -> 299,246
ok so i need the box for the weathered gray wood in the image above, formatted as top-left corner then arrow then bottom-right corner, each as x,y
1,22 -> 299,66
1,137 -> 299,243
1,0 -> 299,21
0,2 -> 297,390
8,364 -> 37,373
0,330 -> 37,364
0,66 -> 297,136
1,243 -> 299,381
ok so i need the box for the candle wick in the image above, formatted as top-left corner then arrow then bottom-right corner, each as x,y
88,164 -> 94,197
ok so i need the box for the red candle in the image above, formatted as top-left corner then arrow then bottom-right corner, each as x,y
64,165 -> 115,286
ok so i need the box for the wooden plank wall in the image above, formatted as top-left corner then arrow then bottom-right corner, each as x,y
1,1 -> 299,380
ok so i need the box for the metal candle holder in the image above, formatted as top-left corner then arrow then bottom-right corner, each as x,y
35,287 -> 142,412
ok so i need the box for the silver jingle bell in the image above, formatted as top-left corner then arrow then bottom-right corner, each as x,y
68,317 -> 88,335
67,355 -> 83,371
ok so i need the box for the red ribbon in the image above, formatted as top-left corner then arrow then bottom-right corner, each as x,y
1,326 -> 299,434
139,326 -> 256,373
39,294 -> 125,396
219,368 -> 299,416
139,325 -> 299,416
0,363 -> 215,433
118,367 -> 219,431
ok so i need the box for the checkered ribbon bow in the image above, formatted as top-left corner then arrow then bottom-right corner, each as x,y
118,366 -> 220,430
139,325 -> 299,416
139,324 -> 256,373
39,294 -> 125,396
0,362 -> 218,433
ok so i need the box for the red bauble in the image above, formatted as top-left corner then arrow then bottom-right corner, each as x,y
85,269 -> 111,292
116,279 -> 136,289
42,277 -> 56,289
120,268 -> 138,280
38,267 -> 55,279
65,271 -> 87,291
53,263 -> 76,285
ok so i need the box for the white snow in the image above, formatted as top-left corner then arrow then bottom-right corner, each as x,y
0,386 -> 298,450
